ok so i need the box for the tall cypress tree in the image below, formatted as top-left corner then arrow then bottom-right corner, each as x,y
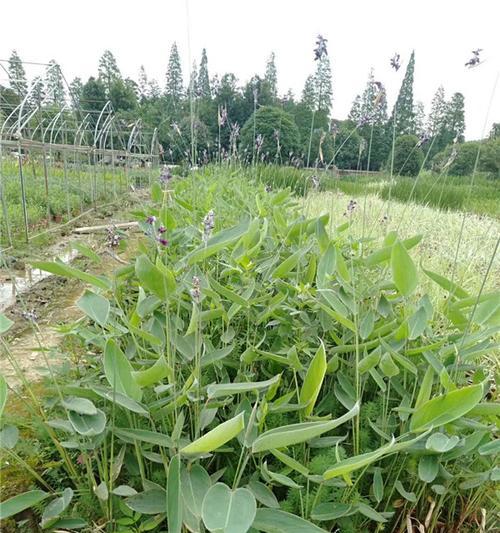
427,86 -> 446,136
189,61 -> 199,99
69,77 -> 83,109
45,60 -> 66,105
315,55 -> 332,113
165,42 -> 184,107
445,92 -> 465,143
348,94 -> 362,123
390,50 -> 416,135
138,65 -> 149,102
98,50 -> 121,95
197,48 -> 211,99
8,50 -> 28,97
301,75 -> 317,110
414,101 -> 426,136
264,52 -> 278,99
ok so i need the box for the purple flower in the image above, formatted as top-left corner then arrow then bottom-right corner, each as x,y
158,225 -> 167,234
190,276 -> 201,303
314,35 -> 328,61
203,210 -> 215,242
146,215 -> 156,224
465,49 -> 483,68
390,53 -> 401,71
157,237 -> 168,247
159,166 -> 172,185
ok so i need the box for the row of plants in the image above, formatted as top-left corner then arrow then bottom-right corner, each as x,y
0,166 -> 498,532
0,159 -> 153,244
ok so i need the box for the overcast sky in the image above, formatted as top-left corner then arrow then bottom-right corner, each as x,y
1,0 -> 499,140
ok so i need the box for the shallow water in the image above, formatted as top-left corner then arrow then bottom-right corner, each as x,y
0,249 -> 78,312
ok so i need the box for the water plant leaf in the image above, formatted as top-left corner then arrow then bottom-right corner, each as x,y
425,433 -> 460,453
132,356 -> 171,387
418,455 -> 439,483
391,241 -> 417,296
186,220 -> 250,264
201,483 -> 256,533
478,439 -> 500,456
0,490 -> 49,520
323,437 -> 396,480
77,290 -> 110,327
0,314 -> 14,334
410,383 -> 484,432
125,489 -> 166,514
167,455 -> 182,533
32,260 -> 111,290
68,409 -> 106,436
61,397 -> 97,416
364,235 -> 422,267
181,411 -> 245,454
182,464 -> 211,519
0,425 -> 19,449
207,375 -> 281,399
262,462 -> 302,489
357,502 -> 389,523
311,502 -> 357,521
135,254 -> 170,300
113,427 -> 173,448
299,342 -> 327,417
253,508 -> 328,533
103,339 -> 142,401
252,402 -> 359,453
90,386 -> 148,415
247,480 -> 279,509
422,267 -> 469,299
0,374 -> 7,418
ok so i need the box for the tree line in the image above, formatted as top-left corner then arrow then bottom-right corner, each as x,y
1,44 -> 497,176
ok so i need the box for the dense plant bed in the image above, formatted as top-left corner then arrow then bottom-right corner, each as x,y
0,167 -> 498,532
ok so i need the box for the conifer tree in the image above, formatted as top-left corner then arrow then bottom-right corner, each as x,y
348,94 -> 362,123
165,42 -> 184,106
264,52 -> 278,98
315,55 -> 332,113
138,65 -> 149,102
197,48 -> 211,99
445,92 -> 465,143
427,86 -> 447,136
45,60 -> 66,105
414,101 -> 426,136
301,74 -> 317,110
8,50 -> 28,97
189,61 -> 199,98
390,50 -> 416,135
98,50 -> 122,94
69,77 -> 83,109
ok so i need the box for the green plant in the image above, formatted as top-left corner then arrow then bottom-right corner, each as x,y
389,135 -> 424,177
1,168 -> 498,532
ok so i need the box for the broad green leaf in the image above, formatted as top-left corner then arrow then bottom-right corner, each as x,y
359,310 -> 375,340
379,352 -> 399,377
94,482 -> 109,501
252,402 -> 359,453
415,365 -> 434,409
0,490 -> 49,520
422,267 -> 469,299
0,374 -> 7,418
408,306 -> 427,340
0,314 -> 14,334
311,503 -> 357,521
71,241 -> 101,263
61,397 -> 97,416
426,433 -> 460,453
68,409 -> 106,436
186,220 -> 250,264
357,502 -> 389,523
391,241 -> 417,296
181,412 -> 245,454
182,464 -> 211,518
207,375 -> 281,399
333,246 -> 350,282
394,480 -> 416,502
31,260 -> 111,290
113,427 -> 174,448
270,449 -> 309,476
410,383 -> 484,432
91,386 -> 148,415
208,275 -> 248,307
316,243 -> 336,288
253,509 -> 328,533
125,489 -> 166,514
77,290 -> 110,327
323,437 -> 396,480
132,356 -> 171,387
358,349 -> 381,374
262,462 -> 302,489
104,339 -> 142,401
0,425 -> 19,449
135,254 -> 170,300
478,439 -> 500,456
201,483 -> 256,533
271,249 -> 304,279
247,480 -> 279,509
364,235 -> 422,267
372,468 -> 384,503
167,455 -> 182,533
299,342 -> 327,417
112,485 -> 138,496
418,455 -> 439,483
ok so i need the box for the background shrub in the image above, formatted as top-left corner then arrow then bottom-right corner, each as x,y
389,134 -> 424,177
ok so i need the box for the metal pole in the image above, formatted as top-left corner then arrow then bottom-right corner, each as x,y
0,141 -> 13,246
17,142 -> 29,243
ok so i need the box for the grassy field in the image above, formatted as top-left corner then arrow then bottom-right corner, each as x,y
0,165 -> 499,532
